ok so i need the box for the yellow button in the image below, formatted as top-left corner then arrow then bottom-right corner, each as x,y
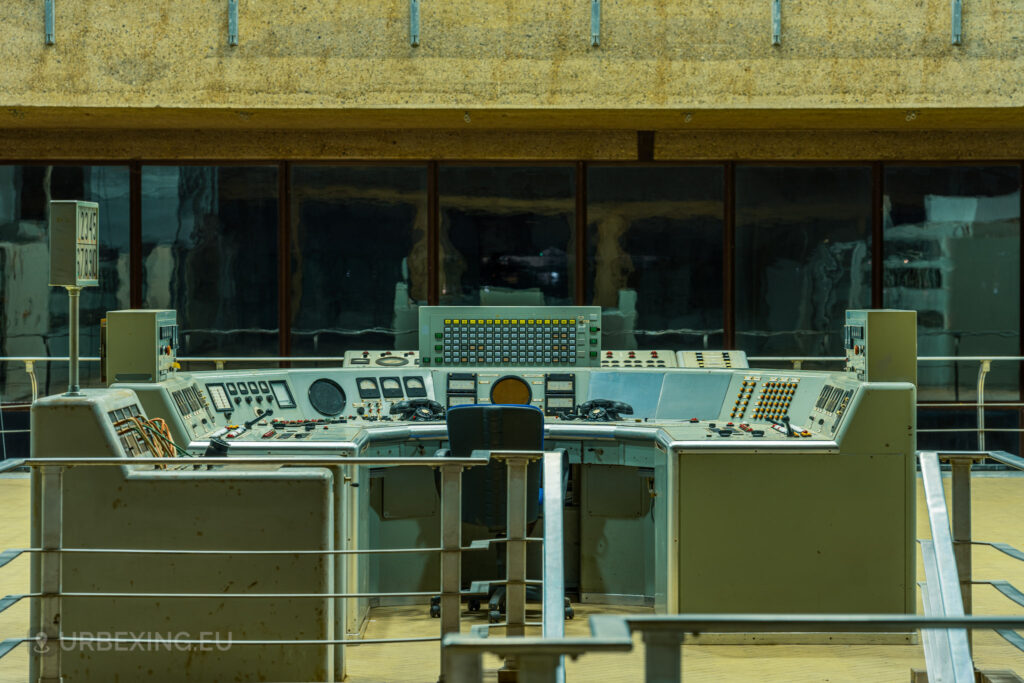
445,319 -> 451,324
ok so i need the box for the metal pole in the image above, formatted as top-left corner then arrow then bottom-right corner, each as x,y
331,466 -> 345,681
518,654 -> 561,683
439,463 -> 463,682
643,631 -> 682,683
976,359 -> 991,450
541,452 -> 566,683
950,457 -> 974,653
505,456 -> 529,639
443,649 -> 482,683
38,465 -> 63,683
65,287 -> 81,396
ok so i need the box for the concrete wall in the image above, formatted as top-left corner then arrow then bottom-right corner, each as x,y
2,0 -> 1024,159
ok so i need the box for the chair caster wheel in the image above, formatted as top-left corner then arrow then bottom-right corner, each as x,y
488,610 -> 501,623
468,599 -> 481,612
565,606 -> 574,620
430,604 -> 441,618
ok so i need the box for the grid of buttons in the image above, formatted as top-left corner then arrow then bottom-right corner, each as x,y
601,350 -> 672,368
751,378 -> 800,421
435,318 -> 583,366
730,376 -> 757,419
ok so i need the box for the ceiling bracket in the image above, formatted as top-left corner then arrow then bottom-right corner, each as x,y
228,0 -> 239,47
590,0 -> 600,47
44,0 -> 55,45
410,0 -> 421,47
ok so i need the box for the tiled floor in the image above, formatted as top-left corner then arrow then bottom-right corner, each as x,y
3,473 -> 1024,682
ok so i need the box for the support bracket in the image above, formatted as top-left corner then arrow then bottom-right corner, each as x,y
590,0 -> 600,47
410,0 -> 420,47
772,0 -> 781,45
228,0 -> 239,47
44,0 -> 55,45
952,0 -> 962,45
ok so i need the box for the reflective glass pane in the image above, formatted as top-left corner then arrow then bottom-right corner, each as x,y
586,166 -> 724,349
884,166 -> 1020,401
439,166 -> 575,306
736,166 -> 872,356
141,166 -> 279,356
0,165 -> 129,401
291,166 -> 428,353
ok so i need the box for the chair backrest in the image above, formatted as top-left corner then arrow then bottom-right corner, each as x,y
446,404 -> 543,529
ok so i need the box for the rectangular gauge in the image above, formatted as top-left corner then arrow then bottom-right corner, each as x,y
206,383 -> 233,413
546,396 -> 574,409
356,377 -> 381,399
237,382 -> 248,395
545,373 -> 576,393
258,381 -> 269,393
379,377 -> 404,399
447,373 -> 477,393
447,395 -> 476,408
269,380 -> 295,409
227,382 -> 238,395
403,376 -> 428,398
247,382 -> 259,394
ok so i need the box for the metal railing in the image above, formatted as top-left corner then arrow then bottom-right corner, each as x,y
0,450 -> 568,682
442,449 -> 1024,683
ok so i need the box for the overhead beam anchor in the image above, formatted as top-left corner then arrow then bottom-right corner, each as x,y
228,0 -> 239,46
590,0 -> 600,47
951,0 -> 963,45
44,0 -> 55,45
772,0 -> 781,45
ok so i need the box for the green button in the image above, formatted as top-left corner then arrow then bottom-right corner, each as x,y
435,332 -> 443,339
435,357 -> 443,364
422,357 -> 431,365
590,326 -> 599,333
435,344 -> 443,351
589,351 -> 598,358
589,338 -> 597,345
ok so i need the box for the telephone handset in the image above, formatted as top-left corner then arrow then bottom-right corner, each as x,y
578,399 -> 634,422
390,398 -> 446,421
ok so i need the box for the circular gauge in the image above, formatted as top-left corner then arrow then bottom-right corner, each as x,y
405,377 -> 425,391
490,376 -> 532,405
376,356 -> 408,366
308,378 -> 347,416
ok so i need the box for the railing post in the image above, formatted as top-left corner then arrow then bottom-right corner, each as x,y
504,454 -> 530,640
948,455 -> 976,654
976,360 -> 991,451
643,631 -> 682,683
24,360 -> 39,403
38,465 -> 63,683
439,463 -> 463,681
518,654 -> 562,683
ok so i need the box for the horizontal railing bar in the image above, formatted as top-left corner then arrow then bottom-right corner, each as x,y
0,459 -> 26,474
975,542 -> 1024,562
984,451 -> 1024,470
618,614 -> 1024,632
981,581 -> 1024,609
2,547 -> 441,556
53,635 -> 440,646
995,629 -> 1024,653
60,591 -> 436,599
21,456 -> 489,467
919,429 -> 1024,433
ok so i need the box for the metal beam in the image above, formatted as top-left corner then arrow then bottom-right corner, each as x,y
44,0 -> 54,45
410,0 -> 420,47
952,0 -> 963,45
228,0 -> 239,46
772,0 -> 781,45
590,0 -> 600,47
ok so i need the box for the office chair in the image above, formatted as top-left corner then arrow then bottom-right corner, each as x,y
430,404 -> 572,622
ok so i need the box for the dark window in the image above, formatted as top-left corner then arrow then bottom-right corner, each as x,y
736,166 -> 872,357
439,166 -> 575,306
884,166 -> 1020,401
290,166 -> 428,353
586,166 -> 724,349
0,165 -> 130,401
141,166 -> 279,356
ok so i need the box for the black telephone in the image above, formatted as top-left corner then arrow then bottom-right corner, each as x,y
577,399 -> 634,422
390,398 -> 446,421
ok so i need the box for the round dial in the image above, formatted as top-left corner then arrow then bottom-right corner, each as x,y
490,376 -> 532,405
308,378 -> 347,417
376,356 -> 408,366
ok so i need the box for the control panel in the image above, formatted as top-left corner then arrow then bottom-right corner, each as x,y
106,309 -> 179,383
844,309 -> 917,384
601,350 -> 676,368
342,350 -> 420,367
677,350 -> 749,369
417,306 -> 602,368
